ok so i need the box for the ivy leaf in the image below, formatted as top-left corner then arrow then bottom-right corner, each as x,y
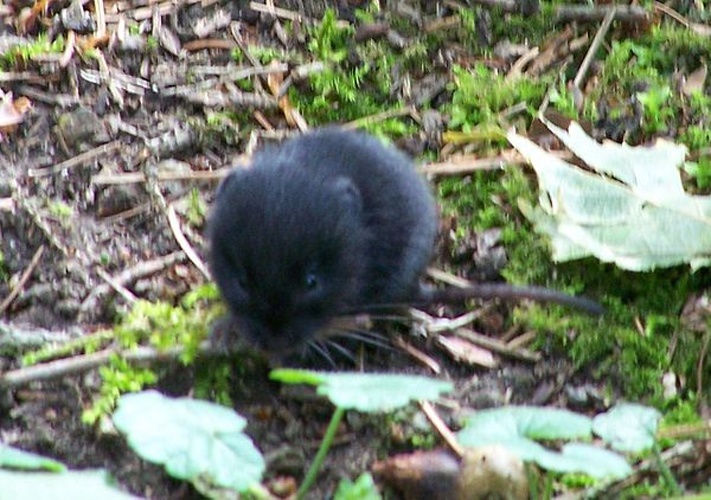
270,370 -> 453,412
113,390 -> 264,493
508,119 -> 711,271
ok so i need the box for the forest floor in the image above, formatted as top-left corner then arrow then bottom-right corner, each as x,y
0,0 -> 710,498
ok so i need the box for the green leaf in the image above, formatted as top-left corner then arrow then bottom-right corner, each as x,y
593,403 -> 661,452
0,445 -> 66,472
457,406 -> 630,479
113,390 -> 264,492
334,472 -> 382,500
458,406 -> 592,443
270,368 -> 328,386
270,370 -> 453,412
0,469 -> 139,499
509,119 -> 711,271
537,443 -> 632,479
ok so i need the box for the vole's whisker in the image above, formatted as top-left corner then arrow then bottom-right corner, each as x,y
322,340 -> 356,362
340,303 -> 409,314
365,313 -> 411,322
307,340 -> 336,367
335,329 -> 394,351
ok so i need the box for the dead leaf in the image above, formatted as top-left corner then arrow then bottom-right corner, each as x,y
509,118 -> 711,271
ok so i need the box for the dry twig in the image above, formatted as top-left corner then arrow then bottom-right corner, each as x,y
79,251 -> 187,320
166,204 -> 211,280
0,245 -> 45,315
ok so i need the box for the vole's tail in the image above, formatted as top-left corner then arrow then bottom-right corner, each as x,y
417,284 -> 604,315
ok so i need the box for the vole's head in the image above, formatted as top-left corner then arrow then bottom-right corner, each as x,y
208,163 -> 367,355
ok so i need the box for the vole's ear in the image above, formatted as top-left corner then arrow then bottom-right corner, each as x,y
331,176 -> 362,214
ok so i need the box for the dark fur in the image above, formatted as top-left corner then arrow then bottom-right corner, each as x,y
208,128 -> 601,355
208,128 -> 437,353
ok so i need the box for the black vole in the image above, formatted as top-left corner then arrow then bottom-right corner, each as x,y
207,128 -> 601,355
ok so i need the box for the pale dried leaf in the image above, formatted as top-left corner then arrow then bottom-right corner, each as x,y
508,118 -> 711,271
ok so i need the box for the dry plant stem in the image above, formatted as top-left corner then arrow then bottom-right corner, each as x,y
101,191 -> 188,224
91,169 -> 227,185
0,72 -> 49,84
0,245 -> 45,314
506,329 -> 538,350
467,0 -> 516,13
555,4 -> 649,24
653,1 -> 691,26
657,421 -> 711,440
420,400 -> 465,458
17,84 -> 79,107
0,343 -> 217,389
456,327 -> 541,362
420,154 -> 512,176
27,140 -> 123,177
94,0 -> 106,37
412,308 -> 487,333
166,204 -> 211,280
426,268 -> 476,288
392,335 -> 442,374
80,67 -> 151,96
343,106 -> 417,130
573,6 -> 616,90
79,251 -> 187,318
592,441 -> 693,497
59,30 -> 75,68
95,49 -> 125,108
507,47 -> 540,79
95,267 -> 138,304
18,198 -> 72,257
249,0 -> 348,26
0,322 -> 84,350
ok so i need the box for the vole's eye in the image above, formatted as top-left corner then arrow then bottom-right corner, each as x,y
233,268 -> 249,290
304,272 -> 318,290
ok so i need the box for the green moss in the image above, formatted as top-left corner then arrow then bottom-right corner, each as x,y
247,45 -> 289,65
448,65 -> 549,135
48,200 -> 73,220
194,113 -> 244,148
22,330 -> 115,366
186,187 -> 207,228
193,359 -> 235,407
589,25 -> 711,140
82,355 -> 158,425
80,284 -> 224,424
488,5 -> 556,44
289,9 -> 422,134
0,252 -> 7,283
661,398 -> 703,427
0,34 -> 64,69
